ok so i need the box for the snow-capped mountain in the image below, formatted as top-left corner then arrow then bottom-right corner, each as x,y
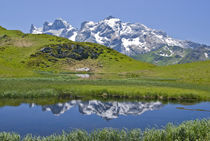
76,16 -> 202,56
31,18 -> 78,41
41,100 -> 163,120
30,17 -> 210,64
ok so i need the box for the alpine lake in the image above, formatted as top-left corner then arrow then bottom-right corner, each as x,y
0,98 -> 209,136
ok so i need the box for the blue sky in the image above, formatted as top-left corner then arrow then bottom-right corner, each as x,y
1,0 -> 210,44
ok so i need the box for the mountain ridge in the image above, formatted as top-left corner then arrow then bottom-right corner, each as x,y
30,17 -> 210,65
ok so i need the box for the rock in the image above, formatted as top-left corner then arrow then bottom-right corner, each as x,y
76,74 -> 90,78
37,43 -> 102,61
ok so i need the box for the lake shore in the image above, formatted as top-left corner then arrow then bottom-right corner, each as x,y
0,119 -> 209,141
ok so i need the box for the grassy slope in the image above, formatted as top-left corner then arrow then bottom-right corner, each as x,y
150,60 -> 210,84
0,26 -> 153,77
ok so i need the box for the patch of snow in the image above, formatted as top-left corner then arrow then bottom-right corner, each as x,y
103,18 -> 120,29
31,27 -> 43,34
122,37 -> 144,51
76,67 -> 90,72
141,24 -> 150,31
155,34 -> 164,40
66,26 -> 74,31
164,38 -> 183,47
86,21 -> 95,26
94,32 -> 104,44
45,29 -> 65,36
86,21 -> 96,27
80,21 -> 97,32
68,32 -> 77,41
159,53 -> 170,57
204,52 -> 208,58
47,22 -> 53,26
159,46 -> 174,57
120,23 -> 132,35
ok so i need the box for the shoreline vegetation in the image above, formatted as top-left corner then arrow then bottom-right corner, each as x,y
0,119 -> 209,141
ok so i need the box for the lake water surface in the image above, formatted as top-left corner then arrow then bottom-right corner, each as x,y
0,100 -> 209,136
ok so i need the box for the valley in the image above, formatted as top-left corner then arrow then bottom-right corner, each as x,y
0,25 -> 209,140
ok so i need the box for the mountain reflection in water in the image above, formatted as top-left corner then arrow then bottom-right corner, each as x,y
34,100 -> 164,120
1,100 -> 209,136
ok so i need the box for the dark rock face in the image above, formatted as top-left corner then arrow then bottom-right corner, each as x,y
179,46 -> 210,64
38,43 -> 103,60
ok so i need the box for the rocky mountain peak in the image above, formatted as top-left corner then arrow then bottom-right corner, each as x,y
30,18 -> 78,40
42,18 -> 71,31
52,18 -> 70,29
30,24 -> 36,33
43,21 -> 52,31
103,16 -> 121,25
105,16 -> 117,20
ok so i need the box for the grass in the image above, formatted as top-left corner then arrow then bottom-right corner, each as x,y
150,60 -> 210,85
0,77 -> 209,100
0,119 -> 209,141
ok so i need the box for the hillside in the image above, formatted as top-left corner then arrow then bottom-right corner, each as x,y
151,60 -> 210,84
0,26 -> 153,77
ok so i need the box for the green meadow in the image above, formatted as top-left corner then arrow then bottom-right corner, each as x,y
0,76 -> 209,100
0,26 -> 152,77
